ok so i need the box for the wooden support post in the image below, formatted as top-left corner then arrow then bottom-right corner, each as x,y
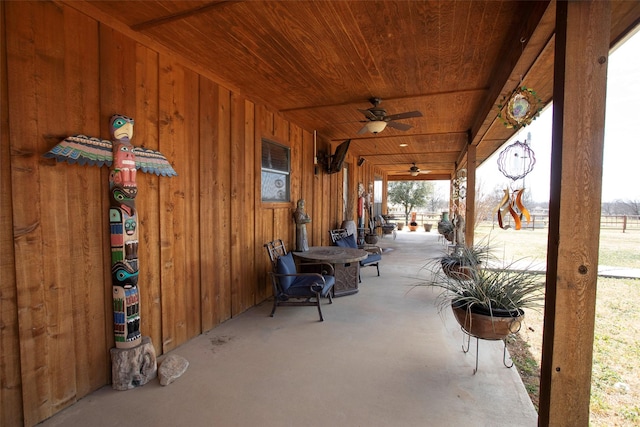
465,144 -> 476,247
538,2 -> 611,426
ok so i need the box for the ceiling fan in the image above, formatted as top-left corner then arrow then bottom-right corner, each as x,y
408,163 -> 429,176
357,97 -> 423,135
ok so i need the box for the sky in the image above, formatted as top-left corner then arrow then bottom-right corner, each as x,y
469,29 -> 640,204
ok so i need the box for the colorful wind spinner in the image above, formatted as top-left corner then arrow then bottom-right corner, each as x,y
497,86 -> 542,130
494,140 -> 536,230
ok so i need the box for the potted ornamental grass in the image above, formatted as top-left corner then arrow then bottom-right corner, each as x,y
421,242 -> 544,340
439,242 -> 491,280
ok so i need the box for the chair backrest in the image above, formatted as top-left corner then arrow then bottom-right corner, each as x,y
329,229 -> 357,248
264,239 -> 287,271
329,229 -> 349,243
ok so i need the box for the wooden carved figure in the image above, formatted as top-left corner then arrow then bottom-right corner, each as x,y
293,199 -> 311,252
44,115 -> 177,350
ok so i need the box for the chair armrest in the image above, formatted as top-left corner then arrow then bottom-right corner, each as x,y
270,272 -> 329,293
363,246 -> 382,255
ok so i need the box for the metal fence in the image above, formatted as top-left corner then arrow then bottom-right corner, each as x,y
388,213 -> 640,233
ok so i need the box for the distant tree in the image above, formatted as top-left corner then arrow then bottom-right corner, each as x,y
473,180 -> 505,228
601,202 -> 615,216
620,199 -> 640,216
427,186 -> 447,213
388,181 -> 434,222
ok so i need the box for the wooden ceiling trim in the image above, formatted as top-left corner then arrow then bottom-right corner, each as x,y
610,3 -> 640,48
280,88 -> 489,113
359,151 -> 461,162
387,173 -> 451,182
131,1 -> 239,31
470,1 -> 554,146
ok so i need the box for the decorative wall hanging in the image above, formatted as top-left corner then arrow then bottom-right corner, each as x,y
452,168 -> 467,201
494,140 -> 535,230
497,86 -> 543,130
44,115 -> 177,389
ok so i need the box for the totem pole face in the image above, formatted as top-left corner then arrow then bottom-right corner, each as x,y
111,115 -> 134,141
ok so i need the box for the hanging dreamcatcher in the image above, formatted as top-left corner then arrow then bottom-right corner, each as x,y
494,140 -> 536,230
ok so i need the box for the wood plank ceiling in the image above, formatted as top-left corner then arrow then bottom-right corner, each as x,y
81,0 -> 639,180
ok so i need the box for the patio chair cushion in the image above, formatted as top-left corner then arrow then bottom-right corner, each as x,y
334,233 -> 381,266
288,275 -> 335,298
276,252 -> 298,291
361,252 -> 381,265
276,252 -> 335,297
334,233 -> 358,249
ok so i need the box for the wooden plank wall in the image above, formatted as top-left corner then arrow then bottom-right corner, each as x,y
0,2 -> 387,425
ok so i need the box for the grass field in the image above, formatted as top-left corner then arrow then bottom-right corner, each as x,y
474,225 -> 640,425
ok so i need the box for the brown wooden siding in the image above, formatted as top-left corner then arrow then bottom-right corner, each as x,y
0,2 -> 387,425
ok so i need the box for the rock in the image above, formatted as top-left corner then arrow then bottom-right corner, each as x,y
110,336 -> 157,391
158,354 -> 189,386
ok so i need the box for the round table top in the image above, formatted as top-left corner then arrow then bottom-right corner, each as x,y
292,246 -> 368,263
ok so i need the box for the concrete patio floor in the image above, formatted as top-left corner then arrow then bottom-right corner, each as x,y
39,230 -> 538,427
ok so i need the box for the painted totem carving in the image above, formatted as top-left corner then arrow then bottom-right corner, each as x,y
44,115 -> 177,349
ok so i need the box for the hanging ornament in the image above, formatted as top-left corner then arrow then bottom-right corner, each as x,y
497,86 -> 543,129
452,168 -> 467,201
494,187 -> 531,230
495,140 -> 536,230
497,140 -> 536,181
497,37 -> 543,130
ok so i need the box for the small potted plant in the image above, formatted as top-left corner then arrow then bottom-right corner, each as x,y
408,212 -> 418,231
439,243 -> 490,279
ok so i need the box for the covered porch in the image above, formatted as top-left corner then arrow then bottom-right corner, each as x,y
39,232 -> 537,427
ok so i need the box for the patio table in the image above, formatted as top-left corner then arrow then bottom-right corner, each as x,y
293,246 -> 368,297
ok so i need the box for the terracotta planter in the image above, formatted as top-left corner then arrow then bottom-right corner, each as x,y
397,222 -> 404,231
424,223 -> 432,232
441,260 -> 476,280
451,302 -> 524,340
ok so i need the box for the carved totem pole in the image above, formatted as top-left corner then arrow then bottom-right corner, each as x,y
44,115 -> 177,389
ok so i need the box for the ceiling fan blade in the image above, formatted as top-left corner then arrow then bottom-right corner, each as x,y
358,108 -> 378,121
357,125 -> 370,135
385,110 -> 423,121
386,121 -> 412,131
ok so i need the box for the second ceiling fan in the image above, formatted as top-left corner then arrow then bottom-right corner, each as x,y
357,97 -> 423,135
409,163 -> 429,176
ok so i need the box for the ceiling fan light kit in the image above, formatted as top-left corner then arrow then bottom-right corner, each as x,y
365,120 -> 387,134
357,97 -> 423,135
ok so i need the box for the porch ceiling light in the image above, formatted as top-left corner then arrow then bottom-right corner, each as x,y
365,120 -> 387,134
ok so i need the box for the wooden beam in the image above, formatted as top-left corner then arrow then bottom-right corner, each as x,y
538,1 -> 611,425
130,1 -> 241,31
464,144 -> 476,247
470,1 -> 554,146
386,174 -> 451,182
